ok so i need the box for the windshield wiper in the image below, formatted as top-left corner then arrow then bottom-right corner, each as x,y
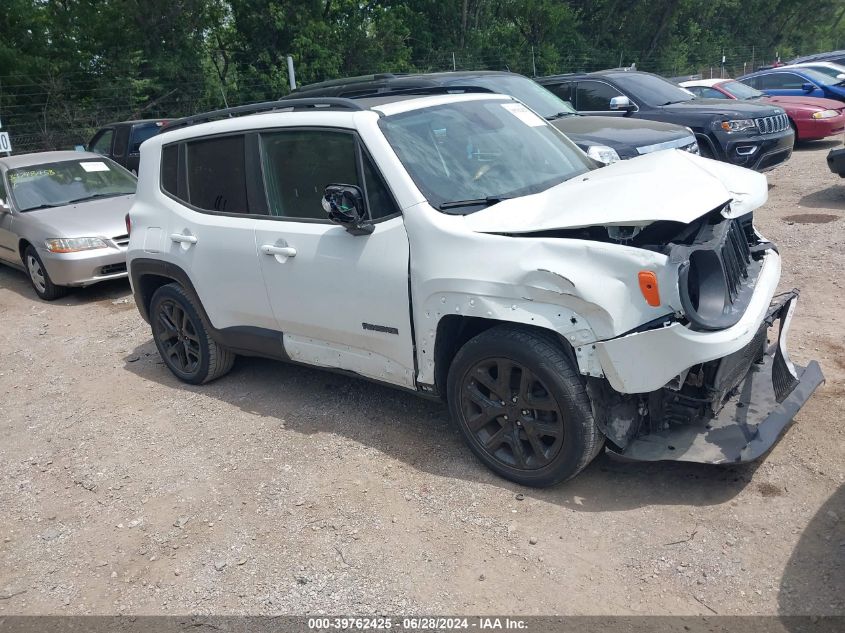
660,99 -> 689,106
21,203 -> 59,212
64,192 -> 129,205
438,195 -> 511,212
547,111 -> 577,120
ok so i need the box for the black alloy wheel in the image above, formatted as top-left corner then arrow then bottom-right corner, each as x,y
460,357 -> 564,470
155,298 -> 202,375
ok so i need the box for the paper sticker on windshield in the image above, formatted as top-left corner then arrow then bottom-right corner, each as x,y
501,103 -> 545,127
80,161 -> 110,172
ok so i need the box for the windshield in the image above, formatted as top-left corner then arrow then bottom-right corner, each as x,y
379,99 -> 593,212
793,68 -> 840,85
611,72 -> 694,106
445,75 -> 577,119
6,158 -> 136,212
721,80 -> 766,99
798,64 -> 845,81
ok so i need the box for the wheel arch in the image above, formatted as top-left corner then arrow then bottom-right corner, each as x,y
433,315 -> 580,401
130,258 -> 211,326
18,238 -> 32,263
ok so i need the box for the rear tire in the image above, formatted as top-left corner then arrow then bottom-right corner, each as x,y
149,283 -> 235,384
446,325 -> 603,487
24,246 -> 68,301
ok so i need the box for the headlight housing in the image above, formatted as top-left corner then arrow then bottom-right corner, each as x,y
720,119 -> 757,133
812,109 -> 839,119
44,237 -> 109,253
586,145 -> 621,164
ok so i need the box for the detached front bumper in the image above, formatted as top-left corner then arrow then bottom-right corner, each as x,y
39,246 -> 128,287
606,293 -> 824,464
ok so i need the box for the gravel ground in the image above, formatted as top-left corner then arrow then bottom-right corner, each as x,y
0,142 -> 842,617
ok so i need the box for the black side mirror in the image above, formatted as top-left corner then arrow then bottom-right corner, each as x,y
322,184 -> 374,235
801,82 -> 815,92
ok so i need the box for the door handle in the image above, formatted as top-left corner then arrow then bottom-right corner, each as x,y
170,234 -> 197,244
260,244 -> 297,257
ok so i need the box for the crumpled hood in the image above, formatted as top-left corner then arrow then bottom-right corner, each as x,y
24,194 -> 134,239
462,150 -> 767,233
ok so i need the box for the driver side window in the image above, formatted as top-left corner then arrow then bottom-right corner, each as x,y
260,130 -> 398,221
576,80 -> 624,111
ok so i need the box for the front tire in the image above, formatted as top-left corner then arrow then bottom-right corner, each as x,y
447,325 -> 603,487
149,283 -> 235,384
24,246 -> 68,301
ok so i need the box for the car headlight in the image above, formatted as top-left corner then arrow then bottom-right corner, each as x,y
586,145 -> 621,164
44,237 -> 109,253
720,119 -> 757,133
812,109 -> 839,119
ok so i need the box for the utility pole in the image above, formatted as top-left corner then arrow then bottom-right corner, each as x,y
286,55 -> 297,91
531,46 -> 537,77
452,52 -> 457,71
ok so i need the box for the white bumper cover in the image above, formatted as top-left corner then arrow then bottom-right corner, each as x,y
594,249 -> 782,394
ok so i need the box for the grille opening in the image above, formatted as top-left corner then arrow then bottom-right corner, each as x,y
99,263 -> 127,276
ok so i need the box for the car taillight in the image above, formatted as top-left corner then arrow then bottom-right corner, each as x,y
125,213 -> 131,235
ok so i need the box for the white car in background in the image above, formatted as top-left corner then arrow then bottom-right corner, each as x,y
125,94 -> 823,486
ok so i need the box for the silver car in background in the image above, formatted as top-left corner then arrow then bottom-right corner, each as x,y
0,151 -> 136,300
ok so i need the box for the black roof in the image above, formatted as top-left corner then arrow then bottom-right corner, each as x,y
789,50 -> 845,64
293,70 -> 527,96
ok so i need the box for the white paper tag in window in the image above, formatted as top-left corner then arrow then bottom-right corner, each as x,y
80,161 -> 110,172
501,103 -> 546,127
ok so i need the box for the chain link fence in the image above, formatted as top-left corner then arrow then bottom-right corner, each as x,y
0,44 -> 808,154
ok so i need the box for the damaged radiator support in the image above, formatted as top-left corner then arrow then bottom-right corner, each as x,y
589,290 -> 824,464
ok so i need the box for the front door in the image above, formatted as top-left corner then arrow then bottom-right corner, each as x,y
254,128 -> 416,388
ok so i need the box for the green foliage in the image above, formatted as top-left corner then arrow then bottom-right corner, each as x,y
1,0 -> 844,151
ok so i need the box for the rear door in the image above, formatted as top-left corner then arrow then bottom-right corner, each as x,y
253,128 -> 416,387
159,133 -> 275,332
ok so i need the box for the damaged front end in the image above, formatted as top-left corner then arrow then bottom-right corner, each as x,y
584,206 -> 825,464
590,291 -> 824,463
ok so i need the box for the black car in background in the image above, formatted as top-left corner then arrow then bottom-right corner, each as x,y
537,70 -> 794,171
289,71 -> 698,164
86,119 -> 171,174
789,50 -> 845,66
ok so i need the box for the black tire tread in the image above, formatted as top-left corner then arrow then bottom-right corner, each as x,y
152,283 -> 235,384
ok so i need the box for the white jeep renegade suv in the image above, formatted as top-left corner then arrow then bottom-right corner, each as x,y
127,93 -> 823,486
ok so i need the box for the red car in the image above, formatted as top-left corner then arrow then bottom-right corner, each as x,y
680,78 -> 845,141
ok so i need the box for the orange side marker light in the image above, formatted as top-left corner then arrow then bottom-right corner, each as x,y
638,271 -> 660,307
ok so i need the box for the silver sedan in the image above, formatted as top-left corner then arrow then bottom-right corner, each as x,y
0,151 -> 136,300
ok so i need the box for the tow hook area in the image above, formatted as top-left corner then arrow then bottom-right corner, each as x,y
602,291 -> 825,464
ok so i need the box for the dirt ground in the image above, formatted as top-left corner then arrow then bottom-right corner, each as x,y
0,142 -> 843,617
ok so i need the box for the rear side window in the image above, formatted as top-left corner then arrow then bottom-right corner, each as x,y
260,129 -> 398,221
185,135 -> 249,213
161,144 -> 179,196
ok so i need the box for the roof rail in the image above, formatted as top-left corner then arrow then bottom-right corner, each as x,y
160,97 -> 365,133
331,85 -> 498,99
